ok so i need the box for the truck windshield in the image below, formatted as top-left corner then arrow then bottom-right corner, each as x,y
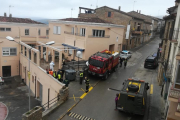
89,59 -> 104,68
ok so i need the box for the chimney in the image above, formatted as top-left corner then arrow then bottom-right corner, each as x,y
118,6 -> 121,11
9,14 -> 12,17
139,10 -> 141,14
175,0 -> 179,6
4,12 -> 7,17
137,10 -> 138,13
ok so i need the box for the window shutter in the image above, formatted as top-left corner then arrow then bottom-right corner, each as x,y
58,27 -> 61,34
80,28 -> 82,36
53,26 -> 56,34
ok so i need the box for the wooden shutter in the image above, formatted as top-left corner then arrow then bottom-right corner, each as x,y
53,26 -> 56,34
58,27 -> 61,34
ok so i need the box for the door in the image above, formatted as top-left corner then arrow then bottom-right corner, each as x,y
2,66 -> 11,77
39,83 -> 43,105
109,44 -> 115,52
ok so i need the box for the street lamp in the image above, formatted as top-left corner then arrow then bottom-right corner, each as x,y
6,36 -> 55,110
77,51 -> 81,72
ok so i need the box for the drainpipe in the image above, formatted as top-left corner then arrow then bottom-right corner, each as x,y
128,18 -> 134,49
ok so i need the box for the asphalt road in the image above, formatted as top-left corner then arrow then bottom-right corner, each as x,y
62,36 -> 161,120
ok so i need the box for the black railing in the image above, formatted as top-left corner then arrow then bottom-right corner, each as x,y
88,35 -> 110,38
75,33 -> 85,37
41,94 -> 60,110
64,31 -> 74,35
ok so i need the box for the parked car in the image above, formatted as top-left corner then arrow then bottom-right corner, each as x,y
120,50 -> 132,59
119,54 -> 129,60
0,76 -> 4,85
144,56 -> 158,69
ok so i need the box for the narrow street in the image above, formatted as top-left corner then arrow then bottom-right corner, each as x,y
61,36 -> 164,120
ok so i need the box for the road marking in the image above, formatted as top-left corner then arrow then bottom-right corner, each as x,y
150,84 -> 153,94
80,87 -> 93,99
68,112 -> 95,120
81,88 -> 85,92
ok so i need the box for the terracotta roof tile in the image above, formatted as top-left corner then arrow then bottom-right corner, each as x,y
60,18 -> 111,24
0,16 -> 43,24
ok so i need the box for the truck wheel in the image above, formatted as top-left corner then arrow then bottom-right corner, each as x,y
104,73 -> 108,80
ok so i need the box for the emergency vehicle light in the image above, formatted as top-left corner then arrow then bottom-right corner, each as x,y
139,80 -> 145,82
128,78 -> 133,80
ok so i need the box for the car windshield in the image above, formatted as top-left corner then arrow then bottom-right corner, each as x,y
89,58 -> 104,68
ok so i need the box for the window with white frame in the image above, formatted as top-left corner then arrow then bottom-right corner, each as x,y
93,30 -> 105,37
25,29 -> 29,35
0,28 -> 11,31
2,47 -> 17,56
76,51 -> 83,58
80,28 -> 85,36
64,46 -> 68,53
68,48 -> 73,55
53,26 -> 61,34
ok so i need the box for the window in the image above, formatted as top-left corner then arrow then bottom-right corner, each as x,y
38,29 -> 41,35
46,30 -> 49,35
108,12 -> 111,17
175,61 -> 180,85
72,27 -> 74,34
2,48 -> 17,56
6,28 -> 11,31
0,28 -> 11,31
64,46 -> 68,53
92,30 -> 105,37
25,29 -> 29,35
80,28 -> 85,36
68,48 -> 72,55
53,26 -> 61,34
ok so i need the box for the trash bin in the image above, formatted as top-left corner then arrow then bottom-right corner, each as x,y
65,70 -> 76,81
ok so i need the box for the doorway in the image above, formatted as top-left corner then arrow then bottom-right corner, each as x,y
109,44 -> 115,52
2,66 -> 11,77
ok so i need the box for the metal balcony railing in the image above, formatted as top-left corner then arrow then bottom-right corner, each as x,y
75,33 -> 85,37
88,35 -> 110,38
169,88 -> 180,99
64,31 -> 74,35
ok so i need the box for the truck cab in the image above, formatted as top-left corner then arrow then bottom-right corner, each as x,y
117,78 -> 149,115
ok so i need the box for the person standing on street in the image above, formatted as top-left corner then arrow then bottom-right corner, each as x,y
84,77 -> 90,93
50,61 -> 55,71
115,93 -> 119,110
63,79 -> 69,87
119,57 -> 123,67
60,71 -> 63,82
124,58 -> 127,69
61,69 -> 65,79
49,69 -> 53,76
80,71 -> 83,85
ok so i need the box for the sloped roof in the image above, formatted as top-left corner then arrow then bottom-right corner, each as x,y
0,16 -> 43,24
128,11 -> 153,23
60,18 -> 111,24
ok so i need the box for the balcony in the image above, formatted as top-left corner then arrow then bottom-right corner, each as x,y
169,84 -> 180,102
88,35 -> 110,38
131,29 -> 144,35
75,33 -> 85,37
64,31 -> 74,35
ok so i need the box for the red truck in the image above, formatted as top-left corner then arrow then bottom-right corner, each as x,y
88,50 -> 119,79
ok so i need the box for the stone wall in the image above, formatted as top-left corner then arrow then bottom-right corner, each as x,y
22,106 -> 42,120
59,86 -> 69,101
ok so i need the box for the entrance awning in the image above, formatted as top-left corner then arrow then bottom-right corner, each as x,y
62,43 -> 85,51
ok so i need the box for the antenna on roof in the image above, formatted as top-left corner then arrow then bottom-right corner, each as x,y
96,0 -> 98,8
133,1 -> 136,11
9,5 -> 14,17
71,8 -> 73,18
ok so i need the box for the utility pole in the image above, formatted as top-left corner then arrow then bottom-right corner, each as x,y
9,5 -> 14,16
